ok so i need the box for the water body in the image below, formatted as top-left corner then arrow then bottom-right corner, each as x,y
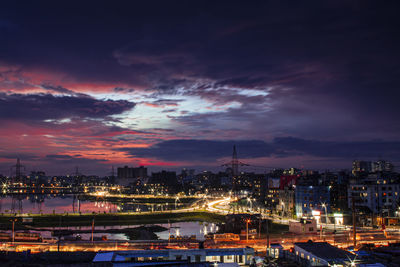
0,195 -> 211,241
157,221 -> 218,241
0,194 -> 189,214
3,222 -> 217,241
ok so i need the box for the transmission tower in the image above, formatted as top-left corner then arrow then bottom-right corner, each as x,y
232,145 -> 239,177
221,145 -> 249,194
73,166 -> 83,185
10,158 -> 25,184
222,145 -> 249,175
75,166 -> 80,177
11,195 -> 23,214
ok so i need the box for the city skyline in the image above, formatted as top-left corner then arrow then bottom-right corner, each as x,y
1,1 -> 400,175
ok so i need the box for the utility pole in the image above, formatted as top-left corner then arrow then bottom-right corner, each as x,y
246,219 -> 250,243
333,218 -> 336,246
72,194 -> 75,213
10,218 -> 17,243
91,218 -> 95,244
352,196 -> 357,248
320,223 -> 323,240
371,212 -> 375,230
266,219 -> 270,247
266,218 -> 270,260
58,215 -> 62,252
168,220 -> 171,245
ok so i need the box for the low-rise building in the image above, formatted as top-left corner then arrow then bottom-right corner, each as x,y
289,218 -> 317,234
268,243 -> 284,259
294,241 -> 356,266
93,248 -> 255,266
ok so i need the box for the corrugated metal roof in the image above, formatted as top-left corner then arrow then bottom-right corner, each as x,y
295,241 -> 355,261
93,248 -> 254,263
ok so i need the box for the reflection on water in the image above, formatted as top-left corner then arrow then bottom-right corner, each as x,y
8,222 -> 218,241
157,221 -> 218,241
0,195 -> 116,214
0,195 -> 189,214
0,195 -> 210,241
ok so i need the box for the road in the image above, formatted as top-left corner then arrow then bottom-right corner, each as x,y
2,196 -> 400,253
204,197 -> 293,225
3,227 -> 399,253
204,197 -> 380,233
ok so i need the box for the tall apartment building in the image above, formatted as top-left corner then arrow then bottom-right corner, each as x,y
352,160 -> 394,176
348,177 -> 400,217
117,166 -> 148,179
295,184 -> 331,218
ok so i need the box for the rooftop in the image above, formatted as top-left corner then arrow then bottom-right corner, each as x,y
295,241 -> 355,261
93,248 -> 254,263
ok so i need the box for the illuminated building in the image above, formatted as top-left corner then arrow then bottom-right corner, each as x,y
295,183 -> 330,218
348,177 -> 400,217
93,247 -> 255,266
294,241 -> 356,266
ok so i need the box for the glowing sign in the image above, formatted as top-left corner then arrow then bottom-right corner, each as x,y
311,210 -> 321,216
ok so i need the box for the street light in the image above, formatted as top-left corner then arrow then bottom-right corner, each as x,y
247,197 -> 252,211
175,196 -> 180,210
321,203 -> 328,228
320,202 -> 329,241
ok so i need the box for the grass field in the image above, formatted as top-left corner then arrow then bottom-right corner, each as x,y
0,211 -> 225,228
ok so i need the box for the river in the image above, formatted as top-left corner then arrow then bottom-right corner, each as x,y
0,194 -> 216,241
37,221 -> 217,241
0,194 -> 190,214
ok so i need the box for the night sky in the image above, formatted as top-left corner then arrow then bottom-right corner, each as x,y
1,1 -> 400,175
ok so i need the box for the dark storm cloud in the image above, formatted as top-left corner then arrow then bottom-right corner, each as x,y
45,154 -> 107,163
0,1 -> 400,171
96,1 -> 400,140
151,99 -> 184,107
0,93 -> 135,121
0,153 -> 40,161
119,140 -> 275,161
1,1 -> 399,91
273,137 -> 400,159
114,87 -> 135,93
120,137 -> 400,162
40,83 -> 79,95
43,154 -> 109,175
